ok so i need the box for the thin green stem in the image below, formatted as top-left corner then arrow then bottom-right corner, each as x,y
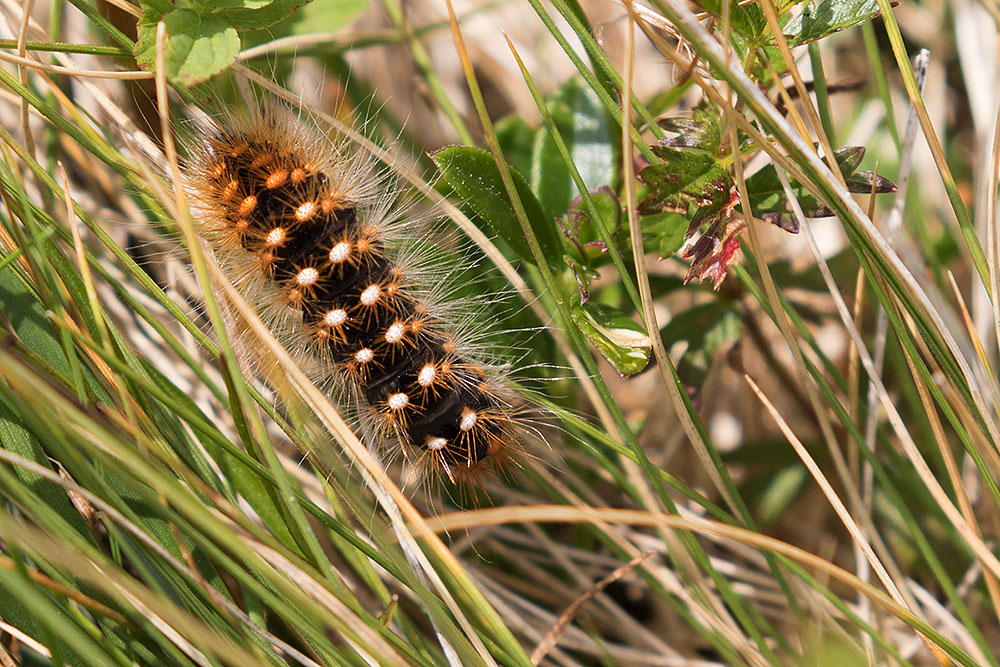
0,39 -> 130,56
807,42 -> 835,146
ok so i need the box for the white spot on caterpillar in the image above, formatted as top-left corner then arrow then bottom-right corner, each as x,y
388,392 -> 409,410
329,241 -> 351,264
295,201 -> 317,221
265,227 -> 285,246
459,408 -> 477,432
360,284 -> 380,306
296,267 -> 319,287
385,322 -> 406,344
354,348 -> 374,364
426,436 -> 447,451
324,309 -> 347,327
417,364 -> 436,387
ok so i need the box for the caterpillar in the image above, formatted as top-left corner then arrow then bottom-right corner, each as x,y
184,104 -> 521,482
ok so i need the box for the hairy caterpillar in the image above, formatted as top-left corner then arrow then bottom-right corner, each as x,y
184,103 -> 522,482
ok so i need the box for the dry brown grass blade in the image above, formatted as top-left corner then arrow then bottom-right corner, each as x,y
0,553 -> 128,624
424,508 -> 912,626
745,375 -> 953,665
424,503 -> 982,662
758,0 -> 841,182
0,510 -> 272,667
245,540 -> 408,666
0,619 -> 49,661
990,104 -> 1000,365
529,550 -> 654,665
643,0 -> 1000,456
948,271 -> 1000,417
896,296 -> 1000,632
636,2 -> 854,530
743,376 -> 906,606
0,48 -> 153,78
619,9 -> 757,657
621,0 -> 740,517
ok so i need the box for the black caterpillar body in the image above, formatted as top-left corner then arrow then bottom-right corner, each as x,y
186,109 -> 517,477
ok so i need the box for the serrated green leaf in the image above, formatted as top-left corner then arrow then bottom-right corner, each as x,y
638,149 -> 729,214
784,0 -> 883,45
638,107 -> 731,215
571,302 -> 651,376
135,8 -> 240,86
531,79 -> 616,219
432,146 -> 562,267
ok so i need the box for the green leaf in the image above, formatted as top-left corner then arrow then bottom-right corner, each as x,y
531,79 -> 616,219
784,0 -> 884,45
659,301 -> 740,390
656,113 -> 721,149
638,107 -> 730,215
0,397 -> 93,542
219,0 -> 315,31
746,146 -> 896,231
571,302 -> 651,376
191,0 -> 275,8
844,171 -> 898,194
559,188 -> 621,265
432,146 -> 562,267
832,145 -> 866,175
134,1 -> 309,85
698,0 -> 769,45
136,8 -> 240,86
640,210 -> 687,259
749,146 -> 867,200
496,115 -> 537,178
638,149 -> 728,215
0,265 -> 73,383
